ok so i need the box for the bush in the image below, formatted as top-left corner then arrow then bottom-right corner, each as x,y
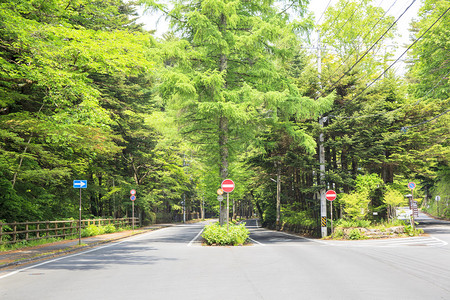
82,224 -> 105,237
404,224 -> 424,236
104,224 -> 116,234
202,223 -> 249,246
348,229 -> 365,240
340,192 -> 370,220
335,219 -> 371,228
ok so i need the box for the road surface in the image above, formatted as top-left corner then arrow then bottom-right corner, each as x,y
1,217 -> 450,299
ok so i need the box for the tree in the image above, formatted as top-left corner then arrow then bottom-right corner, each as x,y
144,0 -> 330,181
0,0 -> 155,221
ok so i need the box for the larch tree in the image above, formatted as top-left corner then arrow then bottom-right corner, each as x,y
143,0 -> 332,184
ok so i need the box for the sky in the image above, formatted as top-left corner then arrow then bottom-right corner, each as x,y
137,0 -> 422,73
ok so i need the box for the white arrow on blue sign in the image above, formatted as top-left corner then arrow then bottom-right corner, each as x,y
73,180 -> 87,188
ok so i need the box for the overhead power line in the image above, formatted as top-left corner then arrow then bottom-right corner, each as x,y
317,0 -> 417,99
331,0 -> 366,40
330,68 -> 450,120
324,0 -> 351,31
320,0 -> 398,86
315,0 -> 333,25
401,109 -> 450,132
348,5 -> 450,103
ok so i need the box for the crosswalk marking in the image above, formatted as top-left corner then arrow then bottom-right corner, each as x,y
322,236 -> 448,248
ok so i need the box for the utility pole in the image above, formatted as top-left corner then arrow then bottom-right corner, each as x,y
182,154 -> 187,223
317,29 -> 327,238
276,162 -> 281,230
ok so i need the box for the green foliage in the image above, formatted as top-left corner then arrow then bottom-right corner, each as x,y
82,224 -> 105,237
340,192 -> 370,220
334,219 -> 371,228
0,237 -> 63,252
202,223 -> 249,246
282,207 -> 316,227
383,187 -> 407,207
348,229 -> 366,240
404,224 -> 424,237
104,224 -> 117,234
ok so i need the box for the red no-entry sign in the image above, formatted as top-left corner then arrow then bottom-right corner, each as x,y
221,179 -> 235,193
325,190 -> 337,201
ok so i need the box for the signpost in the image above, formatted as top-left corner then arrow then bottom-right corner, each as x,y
217,189 -> 224,225
221,179 -> 235,231
436,195 -> 441,216
130,190 -> 136,230
73,180 -> 87,245
326,190 -> 336,237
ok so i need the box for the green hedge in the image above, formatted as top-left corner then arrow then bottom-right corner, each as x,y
202,223 -> 249,246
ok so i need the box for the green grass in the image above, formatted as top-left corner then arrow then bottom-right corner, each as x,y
0,236 -> 66,252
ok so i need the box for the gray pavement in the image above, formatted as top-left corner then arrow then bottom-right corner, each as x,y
1,216 -> 450,299
0,224 -> 174,269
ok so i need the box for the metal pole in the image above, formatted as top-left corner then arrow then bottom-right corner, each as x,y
276,163 -> 281,230
411,189 -> 415,231
227,192 -> 229,231
132,201 -> 135,231
79,188 -> 82,245
183,193 -> 186,223
219,201 -> 223,225
331,200 -> 333,238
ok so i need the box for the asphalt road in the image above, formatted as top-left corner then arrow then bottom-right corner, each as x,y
1,217 -> 450,300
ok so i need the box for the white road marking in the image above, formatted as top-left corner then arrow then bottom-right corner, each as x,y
0,228 -> 170,280
248,237 -> 264,246
322,236 -> 448,248
187,228 -> 204,247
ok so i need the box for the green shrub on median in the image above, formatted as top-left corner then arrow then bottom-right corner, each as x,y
202,223 -> 249,246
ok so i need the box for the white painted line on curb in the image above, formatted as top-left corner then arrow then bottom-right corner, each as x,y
187,228 -> 204,247
249,237 -> 264,246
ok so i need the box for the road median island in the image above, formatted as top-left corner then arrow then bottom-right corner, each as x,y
201,222 -> 250,246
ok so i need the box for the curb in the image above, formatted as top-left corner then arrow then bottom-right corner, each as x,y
0,225 -> 171,270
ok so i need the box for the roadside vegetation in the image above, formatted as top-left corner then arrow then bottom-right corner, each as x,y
0,224 -> 132,252
330,219 -> 423,240
0,0 -> 447,239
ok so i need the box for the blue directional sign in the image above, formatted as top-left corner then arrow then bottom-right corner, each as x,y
73,180 -> 87,188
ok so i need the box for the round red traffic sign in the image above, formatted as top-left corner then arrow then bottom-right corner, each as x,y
221,179 -> 235,193
130,195 -> 136,201
130,189 -> 136,195
325,190 -> 337,201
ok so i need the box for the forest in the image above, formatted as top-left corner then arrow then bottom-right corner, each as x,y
0,0 -> 448,230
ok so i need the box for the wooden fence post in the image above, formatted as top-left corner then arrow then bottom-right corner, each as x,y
13,222 -> 17,243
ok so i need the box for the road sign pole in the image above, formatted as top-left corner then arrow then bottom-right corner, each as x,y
132,201 -> 135,231
330,200 -> 333,238
219,201 -> 223,225
411,188 -> 415,231
79,188 -> 82,245
226,192 -> 229,232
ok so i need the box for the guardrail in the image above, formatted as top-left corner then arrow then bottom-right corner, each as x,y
0,218 -> 139,245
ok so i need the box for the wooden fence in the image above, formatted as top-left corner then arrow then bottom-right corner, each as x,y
0,218 -> 139,245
